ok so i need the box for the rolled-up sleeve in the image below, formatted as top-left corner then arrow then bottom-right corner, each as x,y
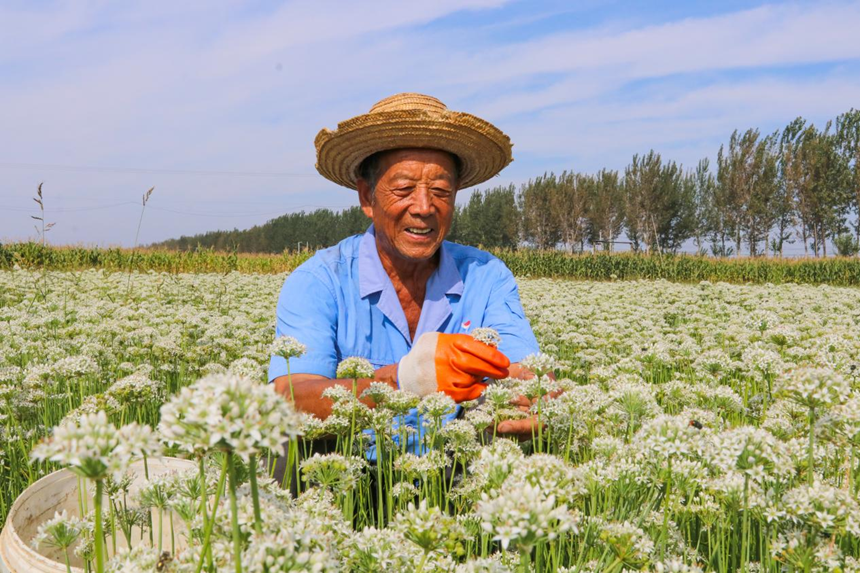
267,269 -> 339,382
482,263 -> 540,364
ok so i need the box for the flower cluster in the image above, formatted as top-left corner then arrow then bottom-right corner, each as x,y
158,373 -> 302,461
31,411 -> 157,480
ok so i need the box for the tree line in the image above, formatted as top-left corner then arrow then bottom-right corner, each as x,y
154,109 -> 860,257
154,207 -> 370,253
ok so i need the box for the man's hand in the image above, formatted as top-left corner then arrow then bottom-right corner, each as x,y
493,387 -> 564,439
398,332 -> 510,402
496,417 -> 541,438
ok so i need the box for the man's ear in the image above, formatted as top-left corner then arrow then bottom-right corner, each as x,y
356,179 -> 374,219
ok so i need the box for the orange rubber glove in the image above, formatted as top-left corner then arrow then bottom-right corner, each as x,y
397,332 -> 510,402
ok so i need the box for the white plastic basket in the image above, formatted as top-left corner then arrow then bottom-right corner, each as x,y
0,457 -> 194,573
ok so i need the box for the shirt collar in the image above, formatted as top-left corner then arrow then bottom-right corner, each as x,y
358,225 -> 387,298
358,224 -> 463,298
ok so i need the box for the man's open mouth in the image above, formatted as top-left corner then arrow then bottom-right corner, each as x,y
405,227 -> 433,236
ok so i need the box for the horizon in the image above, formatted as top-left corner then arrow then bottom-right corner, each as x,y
2,1 -> 860,253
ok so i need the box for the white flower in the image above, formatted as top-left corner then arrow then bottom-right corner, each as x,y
702,426 -> 792,482
391,481 -> 419,500
477,480 -> 578,552
229,357 -> 266,380
471,327 -> 502,348
241,523 -> 341,572
31,411 -> 147,480
394,499 -> 466,554
598,520 -> 654,567
336,356 -> 375,379
269,335 -> 307,360
782,481 -> 860,535
300,453 -> 366,491
105,547 -> 163,573
654,559 -> 704,573
394,450 -> 447,478
520,352 -> 560,377
158,373 -> 302,461
633,414 -> 702,463
361,381 -> 394,405
418,392 -> 457,419
31,509 -> 83,552
777,366 -> 851,410
106,372 -> 164,405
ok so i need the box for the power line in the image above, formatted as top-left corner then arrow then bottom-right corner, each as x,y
146,205 -> 293,218
0,201 -> 139,213
0,161 -> 318,178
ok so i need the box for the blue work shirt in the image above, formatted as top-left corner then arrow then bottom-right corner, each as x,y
268,224 -> 539,456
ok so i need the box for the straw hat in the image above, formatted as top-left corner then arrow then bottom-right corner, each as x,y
314,93 -> 513,190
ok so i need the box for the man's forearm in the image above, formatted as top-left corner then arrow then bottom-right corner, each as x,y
272,364 -> 398,420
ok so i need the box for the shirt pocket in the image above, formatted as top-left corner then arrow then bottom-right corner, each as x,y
366,357 -> 388,370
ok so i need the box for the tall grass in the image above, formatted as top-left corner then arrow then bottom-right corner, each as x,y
4,242 -> 860,285
0,243 -> 312,274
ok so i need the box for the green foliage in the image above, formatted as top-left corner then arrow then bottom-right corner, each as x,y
493,249 -> 860,285
583,169 -> 624,252
517,172 -> 564,249
833,233 -> 859,257
450,184 -> 519,249
0,242 -> 311,274
623,151 -> 697,253
153,206 -> 370,253
8,242 -> 860,285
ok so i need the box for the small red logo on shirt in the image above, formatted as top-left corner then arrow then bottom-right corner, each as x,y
462,320 -> 471,330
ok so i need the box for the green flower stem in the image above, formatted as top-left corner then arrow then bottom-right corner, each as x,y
740,474 -> 749,573
281,438 -> 294,490
348,378 -> 358,456
536,385 -> 543,454
110,498 -> 118,555
197,456 -> 213,570
143,453 -> 153,546
661,455 -> 672,560
93,479 -> 105,573
808,408 -> 816,486
157,507 -> 163,553
194,455 -> 228,573
248,453 -> 263,535
376,439 -> 384,529
519,548 -> 531,573
227,451 -> 243,573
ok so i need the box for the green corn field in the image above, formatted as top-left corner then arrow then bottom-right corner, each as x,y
5,242 -> 860,285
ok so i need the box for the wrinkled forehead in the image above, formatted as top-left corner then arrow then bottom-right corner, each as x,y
376,148 -> 460,178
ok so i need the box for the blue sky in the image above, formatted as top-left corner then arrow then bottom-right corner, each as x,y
1,0 -> 859,248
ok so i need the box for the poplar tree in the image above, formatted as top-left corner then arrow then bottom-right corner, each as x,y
583,170 -> 624,252
518,173 -> 563,249
836,109 -> 860,246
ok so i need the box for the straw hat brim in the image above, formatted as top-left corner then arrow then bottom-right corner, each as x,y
314,109 -> 513,190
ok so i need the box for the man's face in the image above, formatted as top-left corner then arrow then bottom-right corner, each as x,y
357,148 -> 458,264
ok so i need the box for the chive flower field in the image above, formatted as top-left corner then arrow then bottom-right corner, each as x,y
1,268 -> 859,572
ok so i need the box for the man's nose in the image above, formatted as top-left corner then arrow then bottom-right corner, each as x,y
409,187 -> 434,217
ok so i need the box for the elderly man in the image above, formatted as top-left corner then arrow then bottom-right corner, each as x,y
268,93 -> 540,453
